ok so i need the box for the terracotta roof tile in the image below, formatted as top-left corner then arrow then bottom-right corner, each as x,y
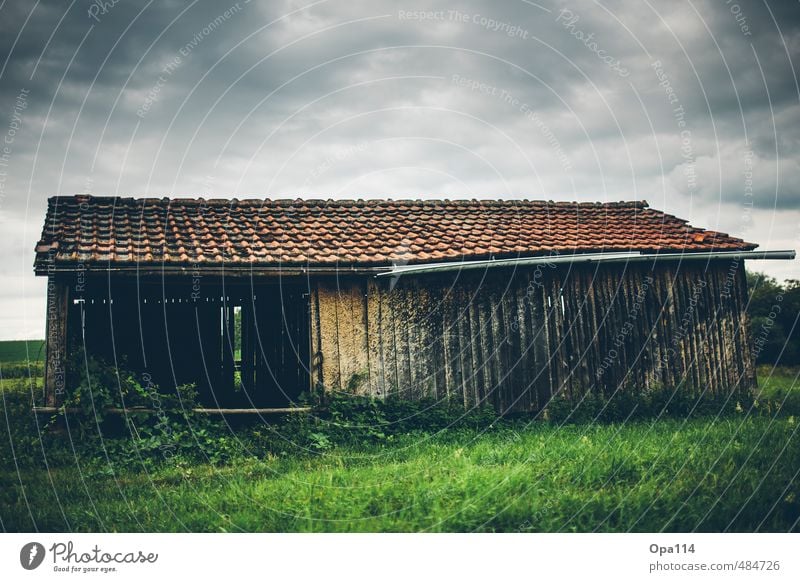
33,195 -> 757,270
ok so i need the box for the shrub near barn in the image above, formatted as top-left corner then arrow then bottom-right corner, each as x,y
748,273 -> 800,366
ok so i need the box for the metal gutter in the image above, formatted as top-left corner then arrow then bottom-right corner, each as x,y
34,250 -> 795,278
374,249 -> 796,278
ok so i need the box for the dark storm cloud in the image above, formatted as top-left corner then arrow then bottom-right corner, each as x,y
1,0 -> 799,337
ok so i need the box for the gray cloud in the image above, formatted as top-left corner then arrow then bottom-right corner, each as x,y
0,0 -> 799,338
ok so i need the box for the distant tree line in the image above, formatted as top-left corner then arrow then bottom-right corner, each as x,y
747,272 -> 800,366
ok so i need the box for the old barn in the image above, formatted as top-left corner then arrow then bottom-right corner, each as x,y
33,195 -> 794,414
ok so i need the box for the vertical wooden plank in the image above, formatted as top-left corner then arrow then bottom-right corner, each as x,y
430,281 -> 448,402
401,283 -> 422,400
651,267 -> 666,390
735,261 -> 757,392
455,284 -> 475,409
316,280 -> 342,392
560,270 -> 580,400
451,284 -> 465,406
309,284 -> 323,393
366,279 -> 385,398
618,267 -> 638,395
220,300 -> 236,404
696,266 -> 716,396
489,282 -> 509,413
475,285 -> 495,408
519,273 -> 536,413
582,267 -> 603,395
466,286 -> 485,406
543,272 -> 560,398
571,267 -> 592,397
391,282 -> 413,400
352,280 -> 370,396
631,266 -> 651,393
44,278 -> 68,407
530,272 -> 551,410
440,283 -> 456,403
385,282 -> 405,398
719,265 -> 736,394
416,285 -> 437,400
241,298 -> 255,397
508,273 -> 529,412
335,279 -> 356,394
197,300 -> 221,405
714,265 -> 734,393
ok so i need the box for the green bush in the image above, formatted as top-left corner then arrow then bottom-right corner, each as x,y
60,352 -> 246,468
0,360 -> 44,379
0,378 -> 76,469
257,393 -> 498,453
541,379 -> 799,425
747,273 -> 800,366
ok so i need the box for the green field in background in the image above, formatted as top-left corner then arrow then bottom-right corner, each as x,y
0,340 -> 44,363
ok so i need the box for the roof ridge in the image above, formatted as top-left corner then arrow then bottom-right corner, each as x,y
48,195 -> 650,207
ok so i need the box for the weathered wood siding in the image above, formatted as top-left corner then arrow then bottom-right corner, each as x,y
310,261 -> 755,412
44,277 -> 68,407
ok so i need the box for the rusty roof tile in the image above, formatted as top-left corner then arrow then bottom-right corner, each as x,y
33,195 -> 758,270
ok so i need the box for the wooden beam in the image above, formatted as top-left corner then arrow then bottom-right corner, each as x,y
44,277 -> 68,407
32,406 -> 313,415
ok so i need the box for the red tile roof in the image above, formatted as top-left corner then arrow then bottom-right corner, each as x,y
34,195 -> 756,272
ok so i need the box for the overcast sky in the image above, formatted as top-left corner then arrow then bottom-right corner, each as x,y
0,0 -> 798,339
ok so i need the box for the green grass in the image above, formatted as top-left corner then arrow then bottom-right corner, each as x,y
1,360 -> 798,532
2,371 -> 799,532
1,416 -> 798,532
757,366 -> 800,410
0,340 -> 44,363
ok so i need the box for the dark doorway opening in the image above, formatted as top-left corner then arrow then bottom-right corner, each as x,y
230,284 -> 311,408
72,277 -> 311,409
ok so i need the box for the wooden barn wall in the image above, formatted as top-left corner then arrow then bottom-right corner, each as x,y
310,261 -> 755,413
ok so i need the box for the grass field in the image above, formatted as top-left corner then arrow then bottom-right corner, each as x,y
0,340 -> 798,532
1,415 -> 798,532
0,339 -> 44,363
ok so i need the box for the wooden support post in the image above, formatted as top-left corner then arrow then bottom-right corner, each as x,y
735,261 -> 758,393
44,277 -> 68,407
